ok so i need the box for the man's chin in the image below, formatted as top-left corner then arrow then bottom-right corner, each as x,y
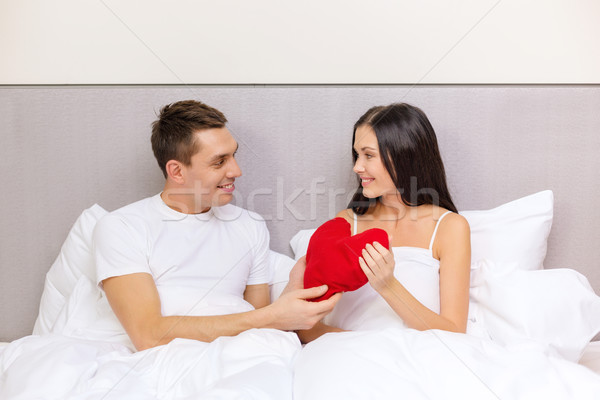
212,193 -> 234,207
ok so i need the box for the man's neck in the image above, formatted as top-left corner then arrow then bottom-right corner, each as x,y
160,186 -> 211,215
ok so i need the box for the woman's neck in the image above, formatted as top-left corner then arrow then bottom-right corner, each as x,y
375,195 -> 431,222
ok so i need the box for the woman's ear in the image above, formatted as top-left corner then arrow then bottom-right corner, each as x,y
165,160 -> 185,184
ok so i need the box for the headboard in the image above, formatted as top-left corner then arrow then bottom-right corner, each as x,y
2,85 -> 599,342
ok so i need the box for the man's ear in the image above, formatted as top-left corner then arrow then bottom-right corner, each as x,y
165,160 -> 185,184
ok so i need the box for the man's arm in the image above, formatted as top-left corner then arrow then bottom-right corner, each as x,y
103,272 -> 341,351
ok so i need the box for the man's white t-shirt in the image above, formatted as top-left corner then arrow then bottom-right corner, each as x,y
93,193 -> 270,317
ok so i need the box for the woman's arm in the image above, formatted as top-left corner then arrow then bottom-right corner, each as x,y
437,214 -> 471,332
296,321 -> 345,344
243,284 -> 270,309
359,214 -> 471,333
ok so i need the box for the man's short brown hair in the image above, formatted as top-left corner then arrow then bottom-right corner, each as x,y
151,100 -> 228,178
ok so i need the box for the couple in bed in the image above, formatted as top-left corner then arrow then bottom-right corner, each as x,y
95,99 -> 469,352
93,101 -> 600,399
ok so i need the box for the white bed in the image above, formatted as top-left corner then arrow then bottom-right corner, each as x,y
2,190 -> 600,399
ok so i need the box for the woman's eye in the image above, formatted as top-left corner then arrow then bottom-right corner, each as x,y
365,154 -> 373,159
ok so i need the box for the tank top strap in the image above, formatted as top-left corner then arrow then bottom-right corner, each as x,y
353,212 -> 358,235
428,211 -> 453,251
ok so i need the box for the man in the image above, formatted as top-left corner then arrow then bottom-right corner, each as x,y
94,100 -> 340,351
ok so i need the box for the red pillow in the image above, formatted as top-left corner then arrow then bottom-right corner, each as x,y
304,217 -> 390,301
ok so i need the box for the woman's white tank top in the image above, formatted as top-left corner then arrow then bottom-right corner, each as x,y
323,210 -> 452,331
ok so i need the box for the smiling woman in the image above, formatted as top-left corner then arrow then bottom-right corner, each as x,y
291,102 -> 600,399
297,103 -> 470,343
350,104 -> 458,216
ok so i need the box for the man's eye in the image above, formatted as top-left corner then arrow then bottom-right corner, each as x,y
214,159 -> 225,167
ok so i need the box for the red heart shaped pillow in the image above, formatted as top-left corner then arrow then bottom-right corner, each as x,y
304,217 -> 389,301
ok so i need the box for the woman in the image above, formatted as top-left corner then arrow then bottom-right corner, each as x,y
298,103 -> 470,343
294,105 -> 600,400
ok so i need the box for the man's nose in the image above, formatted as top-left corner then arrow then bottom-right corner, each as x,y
227,158 -> 242,178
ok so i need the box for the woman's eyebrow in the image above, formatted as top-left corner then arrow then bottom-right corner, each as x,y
353,146 -> 378,152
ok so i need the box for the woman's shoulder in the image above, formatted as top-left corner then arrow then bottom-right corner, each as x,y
335,208 -> 354,224
435,208 -> 470,237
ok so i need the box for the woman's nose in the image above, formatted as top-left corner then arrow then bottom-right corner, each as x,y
353,160 -> 364,174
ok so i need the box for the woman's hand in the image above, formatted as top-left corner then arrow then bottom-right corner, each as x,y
359,242 -> 396,293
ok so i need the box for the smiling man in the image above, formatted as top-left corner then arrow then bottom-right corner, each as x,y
93,100 -> 339,351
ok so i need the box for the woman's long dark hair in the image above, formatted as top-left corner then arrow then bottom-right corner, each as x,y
349,103 -> 457,215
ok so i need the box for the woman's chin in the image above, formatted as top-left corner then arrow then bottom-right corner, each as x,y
362,189 -> 377,198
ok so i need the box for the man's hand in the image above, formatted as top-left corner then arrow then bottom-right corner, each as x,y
268,286 -> 342,331
268,255 -> 342,331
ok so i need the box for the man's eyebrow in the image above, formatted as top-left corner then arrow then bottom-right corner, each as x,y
208,143 -> 239,162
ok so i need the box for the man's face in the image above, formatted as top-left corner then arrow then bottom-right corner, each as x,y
181,127 -> 242,211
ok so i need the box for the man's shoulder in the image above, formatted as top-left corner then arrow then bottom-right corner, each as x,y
110,196 -> 156,217
95,196 -> 156,234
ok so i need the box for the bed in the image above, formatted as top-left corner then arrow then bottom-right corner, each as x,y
1,86 -> 600,398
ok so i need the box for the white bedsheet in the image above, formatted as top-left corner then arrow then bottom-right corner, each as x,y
294,329 -> 600,400
0,329 -> 300,400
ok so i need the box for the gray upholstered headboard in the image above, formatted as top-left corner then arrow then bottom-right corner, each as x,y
2,85 -> 599,342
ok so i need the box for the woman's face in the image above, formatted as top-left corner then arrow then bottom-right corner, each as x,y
352,125 -> 397,199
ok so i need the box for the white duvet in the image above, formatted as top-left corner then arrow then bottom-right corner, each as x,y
292,261 -> 600,400
0,329 -> 300,400
0,273 -> 300,400
294,329 -> 600,400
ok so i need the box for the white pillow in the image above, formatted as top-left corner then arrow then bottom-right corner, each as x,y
290,190 -> 554,272
470,260 -> 600,362
461,190 -> 553,271
289,228 -> 317,261
33,204 -> 108,335
267,250 -> 296,302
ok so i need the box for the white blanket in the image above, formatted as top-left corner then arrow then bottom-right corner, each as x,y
0,329 -> 300,400
291,260 -> 600,400
294,328 -> 600,400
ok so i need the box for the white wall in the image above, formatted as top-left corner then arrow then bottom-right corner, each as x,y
1,0 -> 599,84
